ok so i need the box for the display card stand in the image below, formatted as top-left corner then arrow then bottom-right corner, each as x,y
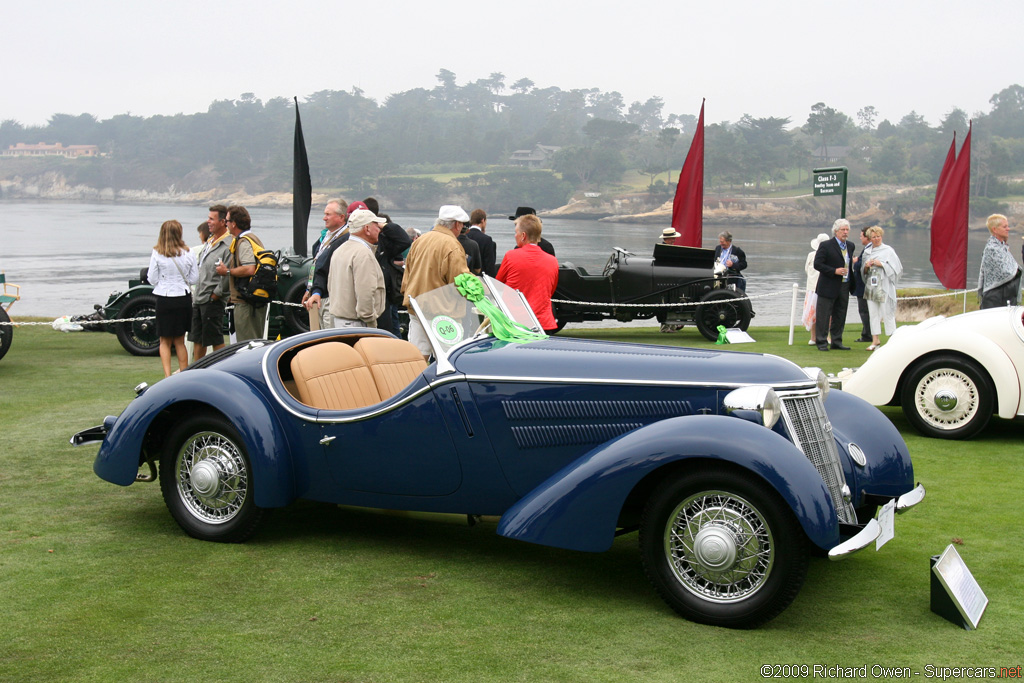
930,544 -> 988,630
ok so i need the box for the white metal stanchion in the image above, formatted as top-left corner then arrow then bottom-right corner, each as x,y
788,283 -> 798,345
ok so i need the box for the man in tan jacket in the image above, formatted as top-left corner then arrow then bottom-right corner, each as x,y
401,205 -> 471,357
327,209 -> 387,328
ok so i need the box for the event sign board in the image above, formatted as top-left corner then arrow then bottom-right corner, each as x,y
813,170 -> 847,197
930,544 -> 988,630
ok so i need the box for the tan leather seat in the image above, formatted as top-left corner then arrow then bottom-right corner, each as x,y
354,337 -> 428,400
290,342 -> 381,410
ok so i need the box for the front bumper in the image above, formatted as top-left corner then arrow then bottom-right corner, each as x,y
827,483 -> 925,560
70,415 -> 118,446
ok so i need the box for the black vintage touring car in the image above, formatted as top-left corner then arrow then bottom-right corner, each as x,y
552,243 -> 754,340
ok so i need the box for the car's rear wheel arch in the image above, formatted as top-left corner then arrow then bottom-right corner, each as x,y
144,401 -> 287,506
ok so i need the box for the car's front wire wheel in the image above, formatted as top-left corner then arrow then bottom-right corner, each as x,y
160,415 -> 266,542
900,354 -> 994,439
640,467 -> 808,628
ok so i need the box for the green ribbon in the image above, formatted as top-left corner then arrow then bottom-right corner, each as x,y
715,325 -> 730,345
454,273 -> 548,343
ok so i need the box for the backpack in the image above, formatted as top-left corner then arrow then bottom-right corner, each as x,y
233,234 -> 279,306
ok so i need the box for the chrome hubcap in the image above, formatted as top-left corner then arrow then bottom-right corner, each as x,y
692,525 -> 739,569
190,458 -> 225,497
933,389 -> 958,412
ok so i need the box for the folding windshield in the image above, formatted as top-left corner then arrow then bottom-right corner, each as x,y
409,275 -> 542,367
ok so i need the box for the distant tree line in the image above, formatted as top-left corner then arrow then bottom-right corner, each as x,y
2,72 -> 1023,212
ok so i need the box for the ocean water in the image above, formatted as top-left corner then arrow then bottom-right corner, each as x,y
0,200 -> 984,327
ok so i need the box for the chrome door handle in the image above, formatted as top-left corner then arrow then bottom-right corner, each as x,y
319,436 -> 336,445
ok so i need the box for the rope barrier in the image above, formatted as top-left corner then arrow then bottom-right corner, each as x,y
0,286 -> 987,327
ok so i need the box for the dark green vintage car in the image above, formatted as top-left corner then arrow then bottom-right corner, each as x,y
77,252 -> 313,356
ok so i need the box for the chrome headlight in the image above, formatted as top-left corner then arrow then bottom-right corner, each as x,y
802,367 -> 830,400
723,385 -> 782,429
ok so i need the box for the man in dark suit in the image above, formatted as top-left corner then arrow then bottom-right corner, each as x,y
509,207 -> 554,257
713,230 -> 747,291
813,218 -> 853,351
467,209 -> 497,277
851,227 -> 873,342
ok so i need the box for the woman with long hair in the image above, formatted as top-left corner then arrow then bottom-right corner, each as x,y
148,220 -> 198,376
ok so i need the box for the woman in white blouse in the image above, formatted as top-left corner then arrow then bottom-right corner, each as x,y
148,220 -> 198,376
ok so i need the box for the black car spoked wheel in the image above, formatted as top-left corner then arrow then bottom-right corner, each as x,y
900,354 -> 994,439
115,293 -> 160,356
160,415 -> 266,542
0,308 -> 13,361
695,290 -> 751,341
640,467 -> 808,628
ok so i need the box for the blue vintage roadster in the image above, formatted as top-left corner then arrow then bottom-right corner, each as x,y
73,275 -> 924,628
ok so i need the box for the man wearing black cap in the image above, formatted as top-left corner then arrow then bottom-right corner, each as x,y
509,207 -> 555,257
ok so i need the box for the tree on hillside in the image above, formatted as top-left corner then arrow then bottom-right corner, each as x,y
737,115 -> 792,190
988,84 -> 1024,138
803,102 -> 851,157
857,106 -> 878,131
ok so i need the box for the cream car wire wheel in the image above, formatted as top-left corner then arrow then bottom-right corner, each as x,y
913,367 -> 981,430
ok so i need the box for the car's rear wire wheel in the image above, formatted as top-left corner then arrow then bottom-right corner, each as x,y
640,466 -> 808,628
900,354 -> 994,439
160,414 -> 266,542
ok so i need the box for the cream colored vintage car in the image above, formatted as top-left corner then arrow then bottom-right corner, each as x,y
842,306 -> 1024,439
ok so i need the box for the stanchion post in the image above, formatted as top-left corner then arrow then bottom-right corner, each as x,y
788,283 -> 798,345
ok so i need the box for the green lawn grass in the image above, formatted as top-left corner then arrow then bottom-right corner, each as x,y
1,322 -> 1021,681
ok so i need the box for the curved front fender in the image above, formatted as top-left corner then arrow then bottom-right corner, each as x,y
496,415 -> 838,553
93,371 -> 293,507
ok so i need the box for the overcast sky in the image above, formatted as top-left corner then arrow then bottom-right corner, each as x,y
4,0 -> 1020,131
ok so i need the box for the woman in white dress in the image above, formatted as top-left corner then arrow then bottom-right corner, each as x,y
802,233 -> 830,344
860,226 -> 902,350
148,220 -> 198,377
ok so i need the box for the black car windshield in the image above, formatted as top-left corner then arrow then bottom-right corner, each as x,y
409,275 -> 542,360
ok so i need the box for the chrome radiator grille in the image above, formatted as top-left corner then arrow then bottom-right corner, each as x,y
778,389 -> 856,524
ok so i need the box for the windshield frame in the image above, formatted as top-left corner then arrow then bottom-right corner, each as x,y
409,276 -> 542,375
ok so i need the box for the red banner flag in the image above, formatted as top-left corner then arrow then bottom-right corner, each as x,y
929,123 -> 971,289
672,99 -> 705,247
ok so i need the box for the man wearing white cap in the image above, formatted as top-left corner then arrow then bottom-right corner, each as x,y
660,228 -> 680,245
401,205 -> 471,357
327,209 -> 387,328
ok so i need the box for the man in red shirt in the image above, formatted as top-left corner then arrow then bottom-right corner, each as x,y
496,214 -> 560,333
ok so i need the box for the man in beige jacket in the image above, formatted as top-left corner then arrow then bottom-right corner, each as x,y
327,209 -> 387,328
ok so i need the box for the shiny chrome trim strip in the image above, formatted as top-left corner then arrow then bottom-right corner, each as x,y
896,483 -> 925,513
462,374 -> 818,391
827,518 -> 881,561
